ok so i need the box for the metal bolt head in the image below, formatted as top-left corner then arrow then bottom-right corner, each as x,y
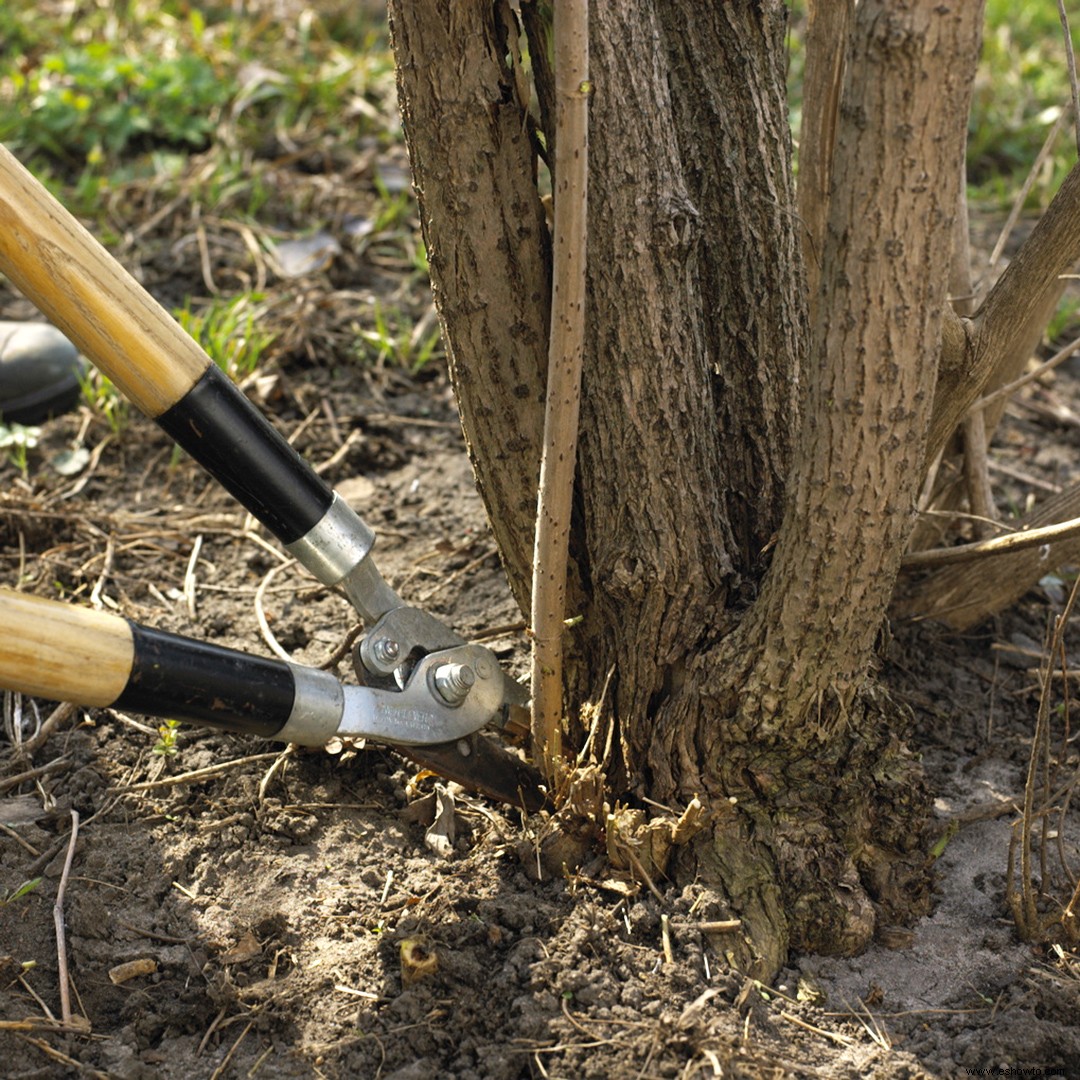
432,662 -> 475,706
371,637 -> 401,666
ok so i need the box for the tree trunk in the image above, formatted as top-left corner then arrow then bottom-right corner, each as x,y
388,0 -> 551,614
390,0 -> 983,977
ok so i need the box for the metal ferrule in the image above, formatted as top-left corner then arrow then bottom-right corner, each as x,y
276,664 -> 346,746
285,492 -> 377,588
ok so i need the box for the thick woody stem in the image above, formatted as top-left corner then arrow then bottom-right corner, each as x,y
797,0 -> 854,331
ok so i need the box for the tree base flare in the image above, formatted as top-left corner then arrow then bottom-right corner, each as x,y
662,685 -> 934,980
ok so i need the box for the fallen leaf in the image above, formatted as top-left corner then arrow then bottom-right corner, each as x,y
221,931 -> 262,965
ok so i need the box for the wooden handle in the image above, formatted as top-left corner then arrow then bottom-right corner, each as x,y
0,588 -> 300,736
0,144 -> 209,416
0,589 -> 133,707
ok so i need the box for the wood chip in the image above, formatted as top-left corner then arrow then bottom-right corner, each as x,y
108,958 -> 157,985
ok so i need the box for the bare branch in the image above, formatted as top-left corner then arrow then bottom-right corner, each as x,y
928,160 -> 1080,461
901,513 -> 1080,569
895,482 -> 1080,628
986,110 -> 1067,275
961,410 -> 996,534
972,330 -> 1080,412
947,148 -> 996,532
531,1 -> 589,781
1058,0 -> 1080,154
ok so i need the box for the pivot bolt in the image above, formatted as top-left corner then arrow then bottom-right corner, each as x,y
370,637 -> 400,667
433,663 -> 475,706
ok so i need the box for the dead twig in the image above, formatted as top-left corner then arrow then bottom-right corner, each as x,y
206,1015 -> 250,1075
18,701 -> 79,756
986,109 -> 1067,275
972,331 -> 1080,413
961,410 -> 996,536
0,756 -> 72,795
317,622 -> 364,672
52,809 -> 79,1027
779,1011 -> 853,1047
531,0 -> 589,782
88,533 -> 116,610
313,428 -> 364,476
902,514 -> 1080,569
255,559 -> 298,662
183,533 -> 204,620
1007,577 -> 1080,942
111,752 -> 283,793
257,745 -> 295,803
15,1035 -> 108,1079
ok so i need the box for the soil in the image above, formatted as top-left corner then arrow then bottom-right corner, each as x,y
3,123 -> 1080,1080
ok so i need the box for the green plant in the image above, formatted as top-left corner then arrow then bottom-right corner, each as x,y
153,718 -> 181,757
176,294 -> 276,380
967,1 -> 1080,206
0,878 -> 42,905
355,302 -> 443,373
1,44 -> 231,165
77,368 -> 131,436
0,423 -> 41,476
1046,294 -> 1080,345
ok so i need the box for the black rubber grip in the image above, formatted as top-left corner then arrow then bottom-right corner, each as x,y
156,365 -> 333,543
116,623 -> 296,737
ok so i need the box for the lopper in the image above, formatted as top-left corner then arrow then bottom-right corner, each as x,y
0,145 -> 545,812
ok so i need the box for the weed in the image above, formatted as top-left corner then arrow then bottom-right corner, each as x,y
356,302 -> 443,374
0,878 -> 42,905
176,294 -> 276,380
153,718 -> 181,757
970,1 -> 1080,202
77,368 -> 130,436
1,45 -> 230,165
0,422 -> 41,476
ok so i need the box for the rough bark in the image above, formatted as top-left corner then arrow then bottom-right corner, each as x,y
387,0 -> 551,612
798,0 -> 854,331
646,0 -> 983,973
390,0 -> 985,978
659,1 -> 805,572
728,0 -> 980,729
562,1 -> 738,748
